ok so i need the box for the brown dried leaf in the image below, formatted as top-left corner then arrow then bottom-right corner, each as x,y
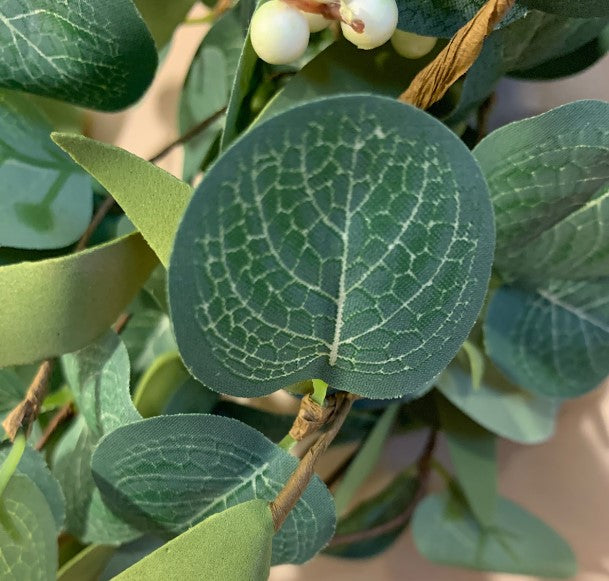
399,0 -> 516,109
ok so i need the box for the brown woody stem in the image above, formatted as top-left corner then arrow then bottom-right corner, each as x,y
270,391 -> 358,531
34,403 -> 74,451
282,0 -> 365,32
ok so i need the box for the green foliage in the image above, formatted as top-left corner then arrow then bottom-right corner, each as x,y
412,491 -> 577,577
0,91 -> 92,249
133,0 -> 196,49
169,94 -> 494,399
57,545 -> 116,581
114,500 -> 274,581
521,0 -> 609,17
0,0 -> 157,111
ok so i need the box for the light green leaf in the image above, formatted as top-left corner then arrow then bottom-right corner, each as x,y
51,134 -> 192,266
133,0 -> 196,49
326,471 -> 418,559
485,279 -> 609,398
0,444 -> 64,531
0,91 -> 92,249
57,545 -> 116,581
169,94 -> 494,399
437,395 -> 496,527
521,0 -> 609,17
333,403 -> 399,516
458,340 -> 484,390
412,491 -> 577,577
179,10 -> 243,181
473,100 -> 609,281
396,0 -> 526,37
0,474 -> 57,580
53,417 -> 141,544
258,38 -> 443,124
133,352 -> 190,417
0,232 -> 157,366
62,330 -> 141,438
0,0 -> 157,111
437,363 -> 558,444
91,414 -> 336,564
114,500 -> 273,581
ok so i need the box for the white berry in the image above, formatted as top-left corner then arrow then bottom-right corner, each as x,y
302,10 -> 330,33
340,0 -> 398,50
251,0 -> 310,65
391,30 -> 437,59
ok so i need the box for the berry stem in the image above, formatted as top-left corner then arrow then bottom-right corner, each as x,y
282,0 -> 364,32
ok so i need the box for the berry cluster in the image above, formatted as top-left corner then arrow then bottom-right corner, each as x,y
251,0 -> 436,65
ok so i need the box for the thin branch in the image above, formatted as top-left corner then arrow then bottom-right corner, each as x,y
270,392 -> 358,531
74,195 -> 116,252
148,106 -> 227,164
329,428 -> 438,547
34,403 -> 74,451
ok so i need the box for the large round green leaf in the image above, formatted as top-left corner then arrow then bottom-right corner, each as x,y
91,414 -> 336,564
169,95 -> 494,399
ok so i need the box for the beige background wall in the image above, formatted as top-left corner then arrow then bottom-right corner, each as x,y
89,12 -> 609,581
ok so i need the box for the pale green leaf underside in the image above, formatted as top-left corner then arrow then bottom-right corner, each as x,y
57,544 -> 116,581
0,232 -> 157,366
485,279 -> 609,398
52,134 -> 193,267
412,492 -> 576,578
474,100 -> 609,277
169,95 -> 494,399
0,475 -> 57,580
437,364 -> 558,444
0,91 -> 92,249
91,414 -> 336,564
0,0 -> 157,111
521,0 -> 609,17
115,500 -> 273,581
396,0 -> 526,37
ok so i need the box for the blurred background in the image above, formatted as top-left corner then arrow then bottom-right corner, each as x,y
88,9 -> 609,580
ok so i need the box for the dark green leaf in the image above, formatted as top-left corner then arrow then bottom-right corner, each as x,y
91,414 -> 336,564
437,364 -> 558,444
0,474 -> 57,580
326,471 -> 418,559
52,134 -> 193,267
412,491 -> 577,577
179,10 -> 243,181
133,0 -> 196,49
163,377 -> 219,415
521,0 -> 609,17
113,500 -> 273,581
0,91 -> 92,249
0,0 -> 157,111
99,537 -> 164,580
169,94 -> 494,399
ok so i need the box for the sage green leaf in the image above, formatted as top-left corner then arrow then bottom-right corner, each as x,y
396,0 -> 526,37
53,417 -> 141,544
62,330 -> 141,438
485,279 -> 609,398
91,414 -> 336,564
57,545 -> 116,581
179,10 -> 243,181
133,0 -> 196,49
114,500 -> 273,581
0,444 -> 64,531
0,474 -> 57,580
51,134 -> 193,266
437,364 -> 558,444
0,368 -> 26,421
258,39 -> 443,123
0,91 -> 92,249
164,377 -> 219,415
412,491 -> 577,577
0,0 -> 157,111
473,100 -> 609,281
169,94 -> 494,399
437,396 -> 496,527
326,471 -> 418,559
99,537 -> 164,580
333,403 -> 399,516
133,352 -> 190,417
0,232 -> 157,366
521,0 -> 609,17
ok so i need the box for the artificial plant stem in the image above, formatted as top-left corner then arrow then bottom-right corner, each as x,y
35,403 -> 74,451
278,434 -> 298,451
0,431 -> 27,497
270,391 -> 357,531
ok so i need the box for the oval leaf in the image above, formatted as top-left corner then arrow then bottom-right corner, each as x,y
169,94 -> 494,399
0,0 -> 157,111
91,414 -> 336,564
114,500 -> 273,581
